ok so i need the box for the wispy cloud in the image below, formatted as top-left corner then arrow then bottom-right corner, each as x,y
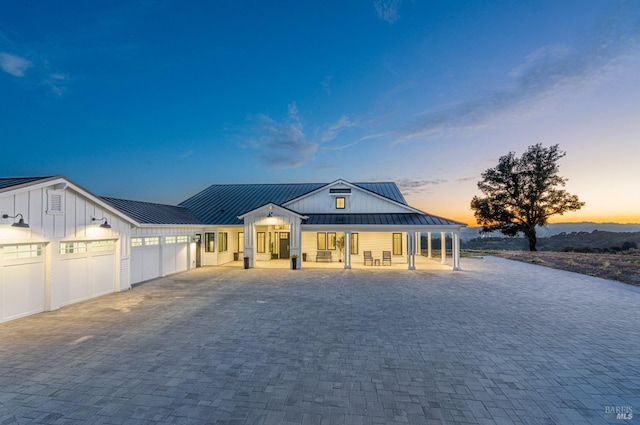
320,116 -> 354,142
374,0 -> 401,24
245,103 -> 318,168
390,4 -> 640,144
0,52 -> 32,77
396,178 -> 447,195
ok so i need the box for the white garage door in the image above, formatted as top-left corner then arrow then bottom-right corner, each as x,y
0,244 -> 46,323
163,235 -> 189,275
130,237 -> 161,284
58,240 -> 116,307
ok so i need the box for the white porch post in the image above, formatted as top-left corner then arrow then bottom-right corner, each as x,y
290,217 -> 302,269
344,230 -> 351,269
440,231 -> 446,264
452,230 -> 461,270
427,232 -> 432,259
415,231 -> 421,257
408,232 -> 416,270
243,220 -> 253,267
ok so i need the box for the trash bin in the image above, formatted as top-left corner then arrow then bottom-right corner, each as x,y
243,257 -> 250,269
234,252 -> 239,261
302,253 -> 307,262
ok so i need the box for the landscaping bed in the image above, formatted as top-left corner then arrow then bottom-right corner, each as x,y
475,250 -> 640,287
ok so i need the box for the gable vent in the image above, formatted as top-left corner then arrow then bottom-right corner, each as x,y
330,188 -> 351,193
47,189 -> 65,215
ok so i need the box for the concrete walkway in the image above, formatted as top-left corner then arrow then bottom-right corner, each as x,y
1,257 -> 638,424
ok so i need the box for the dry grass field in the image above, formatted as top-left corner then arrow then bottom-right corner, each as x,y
477,250 -> 640,287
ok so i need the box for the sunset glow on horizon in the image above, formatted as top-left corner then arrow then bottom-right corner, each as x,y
1,1 -> 638,225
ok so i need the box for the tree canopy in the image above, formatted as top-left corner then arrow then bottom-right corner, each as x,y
470,144 -> 584,251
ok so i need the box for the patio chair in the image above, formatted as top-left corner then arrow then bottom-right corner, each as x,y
364,250 -> 373,266
382,251 -> 392,266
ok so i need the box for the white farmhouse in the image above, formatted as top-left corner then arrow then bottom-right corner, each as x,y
0,176 -> 464,323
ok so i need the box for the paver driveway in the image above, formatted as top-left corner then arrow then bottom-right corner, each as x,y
1,257 -> 639,425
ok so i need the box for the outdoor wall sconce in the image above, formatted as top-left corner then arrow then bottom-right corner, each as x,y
267,211 -> 273,217
2,213 -> 30,228
91,216 -> 112,229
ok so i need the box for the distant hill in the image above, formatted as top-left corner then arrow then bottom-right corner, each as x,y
460,222 -> 640,241
460,230 -> 640,252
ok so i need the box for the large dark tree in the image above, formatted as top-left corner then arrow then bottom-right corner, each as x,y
470,144 -> 584,251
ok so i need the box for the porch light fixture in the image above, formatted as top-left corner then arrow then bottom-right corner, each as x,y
92,216 -> 112,229
2,213 -> 30,228
267,211 -> 273,217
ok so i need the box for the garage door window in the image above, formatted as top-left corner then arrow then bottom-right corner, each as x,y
60,242 -> 87,255
3,244 -> 43,260
92,240 -> 115,252
166,236 -> 176,244
177,235 -> 189,243
131,238 -> 143,247
145,237 -> 159,246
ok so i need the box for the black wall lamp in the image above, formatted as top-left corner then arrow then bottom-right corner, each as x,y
91,216 -> 112,229
2,213 -> 29,228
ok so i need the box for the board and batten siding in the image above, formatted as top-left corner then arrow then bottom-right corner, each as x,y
285,186 -> 410,214
1,181 -> 134,322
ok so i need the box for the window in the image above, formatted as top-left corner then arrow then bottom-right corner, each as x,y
60,242 -> 87,255
131,238 -> 143,247
176,235 -> 189,243
238,232 -> 244,253
317,232 -> 327,250
335,197 -> 345,209
327,232 -> 336,250
145,237 -> 160,246
393,233 -> 402,255
92,240 -> 115,252
218,232 -> 228,252
205,233 -> 215,252
350,233 -> 359,255
166,236 -> 176,244
3,244 -> 43,260
257,232 -> 266,253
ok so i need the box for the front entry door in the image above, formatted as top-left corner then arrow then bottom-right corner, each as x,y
279,233 -> 290,259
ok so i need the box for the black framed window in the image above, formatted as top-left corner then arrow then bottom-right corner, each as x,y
218,232 -> 228,252
328,232 -> 336,250
335,197 -> 345,209
350,233 -> 359,254
317,232 -> 327,250
393,233 -> 402,255
205,233 -> 215,252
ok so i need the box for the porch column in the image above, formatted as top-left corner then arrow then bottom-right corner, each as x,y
440,232 -> 446,264
290,218 -> 302,269
408,232 -> 416,270
243,220 -> 254,267
415,232 -> 421,257
344,230 -> 351,269
427,232 -> 432,259
453,231 -> 461,271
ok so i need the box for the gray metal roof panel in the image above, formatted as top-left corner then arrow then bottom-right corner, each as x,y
102,197 -> 203,225
303,214 -> 463,226
0,176 -> 56,192
179,182 -> 408,225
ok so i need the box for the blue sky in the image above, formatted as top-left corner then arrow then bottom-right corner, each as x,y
1,0 -> 639,224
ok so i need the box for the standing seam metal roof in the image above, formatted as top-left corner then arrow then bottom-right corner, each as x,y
102,197 -> 203,225
179,182 -> 408,225
0,177 -> 56,192
303,214 -> 461,226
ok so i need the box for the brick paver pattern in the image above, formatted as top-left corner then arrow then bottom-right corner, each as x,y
1,257 -> 639,424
